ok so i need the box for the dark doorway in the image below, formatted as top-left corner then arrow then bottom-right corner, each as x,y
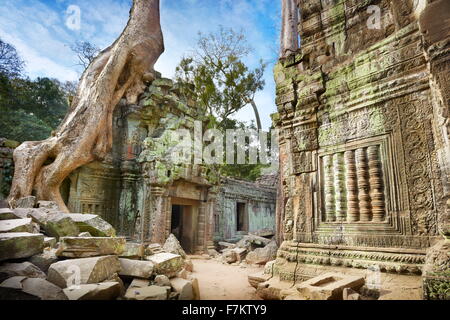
236,202 -> 248,232
171,204 -> 194,253
171,205 -> 183,240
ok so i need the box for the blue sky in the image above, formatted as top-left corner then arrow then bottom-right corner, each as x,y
0,0 -> 281,130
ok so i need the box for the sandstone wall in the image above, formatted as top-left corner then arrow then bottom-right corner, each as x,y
273,0 -> 449,285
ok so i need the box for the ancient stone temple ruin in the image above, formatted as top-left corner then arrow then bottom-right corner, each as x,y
214,176 -> 277,243
262,0 -> 449,299
63,78 -> 220,254
61,78 -> 278,254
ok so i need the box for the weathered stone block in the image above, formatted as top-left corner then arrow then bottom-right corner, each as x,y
129,278 -> 150,288
170,277 -> 194,300
120,242 -> 145,260
248,271 -> 271,289
296,273 -> 365,300
124,285 -> 168,300
118,258 -> 154,279
56,237 -> 126,258
154,274 -> 170,287
245,240 -> 277,265
44,213 -> 80,240
163,233 -> 187,259
0,208 -> 19,220
47,255 -> 121,289
0,276 -> 67,300
145,252 -> 183,277
0,262 -> 46,283
0,232 -> 44,261
67,214 -> 116,237
63,282 -> 121,300
29,248 -> 58,273
15,196 -> 36,209
0,218 -> 34,233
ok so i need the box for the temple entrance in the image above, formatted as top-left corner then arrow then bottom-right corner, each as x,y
170,203 -> 195,253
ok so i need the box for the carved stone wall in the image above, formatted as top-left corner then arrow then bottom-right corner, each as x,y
67,77 -> 219,253
274,0 -> 449,285
0,139 -> 18,201
215,177 -> 277,242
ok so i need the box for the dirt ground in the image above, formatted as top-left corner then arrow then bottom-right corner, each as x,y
190,258 -> 263,300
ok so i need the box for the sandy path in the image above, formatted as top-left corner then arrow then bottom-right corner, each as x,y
190,258 -> 263,300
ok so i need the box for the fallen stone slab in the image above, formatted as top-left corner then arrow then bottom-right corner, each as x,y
248,271 -> 272,289
120,242 -> 145,260
296,273 -> 365,300
218,241 -> 236,250
0,218 -> 35,233
119,258 -> 154,279
47,255 -> 121,289
29,249 -> 58,273
67,214 -> 116,237
145,243 -> 164,256
0,208 -> 20,220
189,276 -> 201,300
232,248 -> 247,262
0,276 -> 67,300
163,234 -> 187,259
170,277 -> 194,300
145,252 -> 183,277
63,282 -> 121,300
154,274 -> 170,287
0,232 -> 44,261
36,201 -> 59,212
129,278 -> 150,288
236,235 -> 271,250
15,196 -> 36,209
222,249 -> 237,264
56,237 -> 126,258
0,262 -> 46,283
245,240 -> 278,265
44,213 -> 80,240
124,285 -> 168,300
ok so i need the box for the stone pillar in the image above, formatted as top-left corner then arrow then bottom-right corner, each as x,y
141,184 -> 169,245
368,146 -> 386,222
205,191 -> 217,251
356,148 -> 372,222
323,155 -> 335,222
195,201 -> 207,253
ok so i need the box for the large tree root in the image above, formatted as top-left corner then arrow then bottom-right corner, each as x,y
8,0 -> 164,211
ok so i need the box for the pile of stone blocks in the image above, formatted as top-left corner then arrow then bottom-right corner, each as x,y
0,199 -> 199,300
216,234 -> 278,267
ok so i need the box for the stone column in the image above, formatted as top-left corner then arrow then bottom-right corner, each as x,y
195,201 -> 207,253
205,191 -> 218,251
368,145 -> 386,222
356,148 -> 372,222
141,183 -> 169,245
323,155 -> 335,222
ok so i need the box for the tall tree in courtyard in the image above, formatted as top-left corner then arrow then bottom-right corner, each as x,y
175,27 -> 266,130
8,0 -> 165,211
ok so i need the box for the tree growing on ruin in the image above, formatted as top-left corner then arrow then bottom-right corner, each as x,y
175,27 -> 266,130
8,0 -> 165,211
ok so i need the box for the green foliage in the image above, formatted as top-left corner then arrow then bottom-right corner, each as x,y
175,26 -> 266,130
0,72 -> 69,142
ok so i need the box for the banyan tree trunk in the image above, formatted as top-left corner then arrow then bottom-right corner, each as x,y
8,0 -> 164,212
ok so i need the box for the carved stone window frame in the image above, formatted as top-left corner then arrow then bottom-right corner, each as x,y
315,133 -> 405,235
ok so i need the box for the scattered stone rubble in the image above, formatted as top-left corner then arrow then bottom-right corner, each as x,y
214,234 -> 278,268
0,198 -> 200,300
